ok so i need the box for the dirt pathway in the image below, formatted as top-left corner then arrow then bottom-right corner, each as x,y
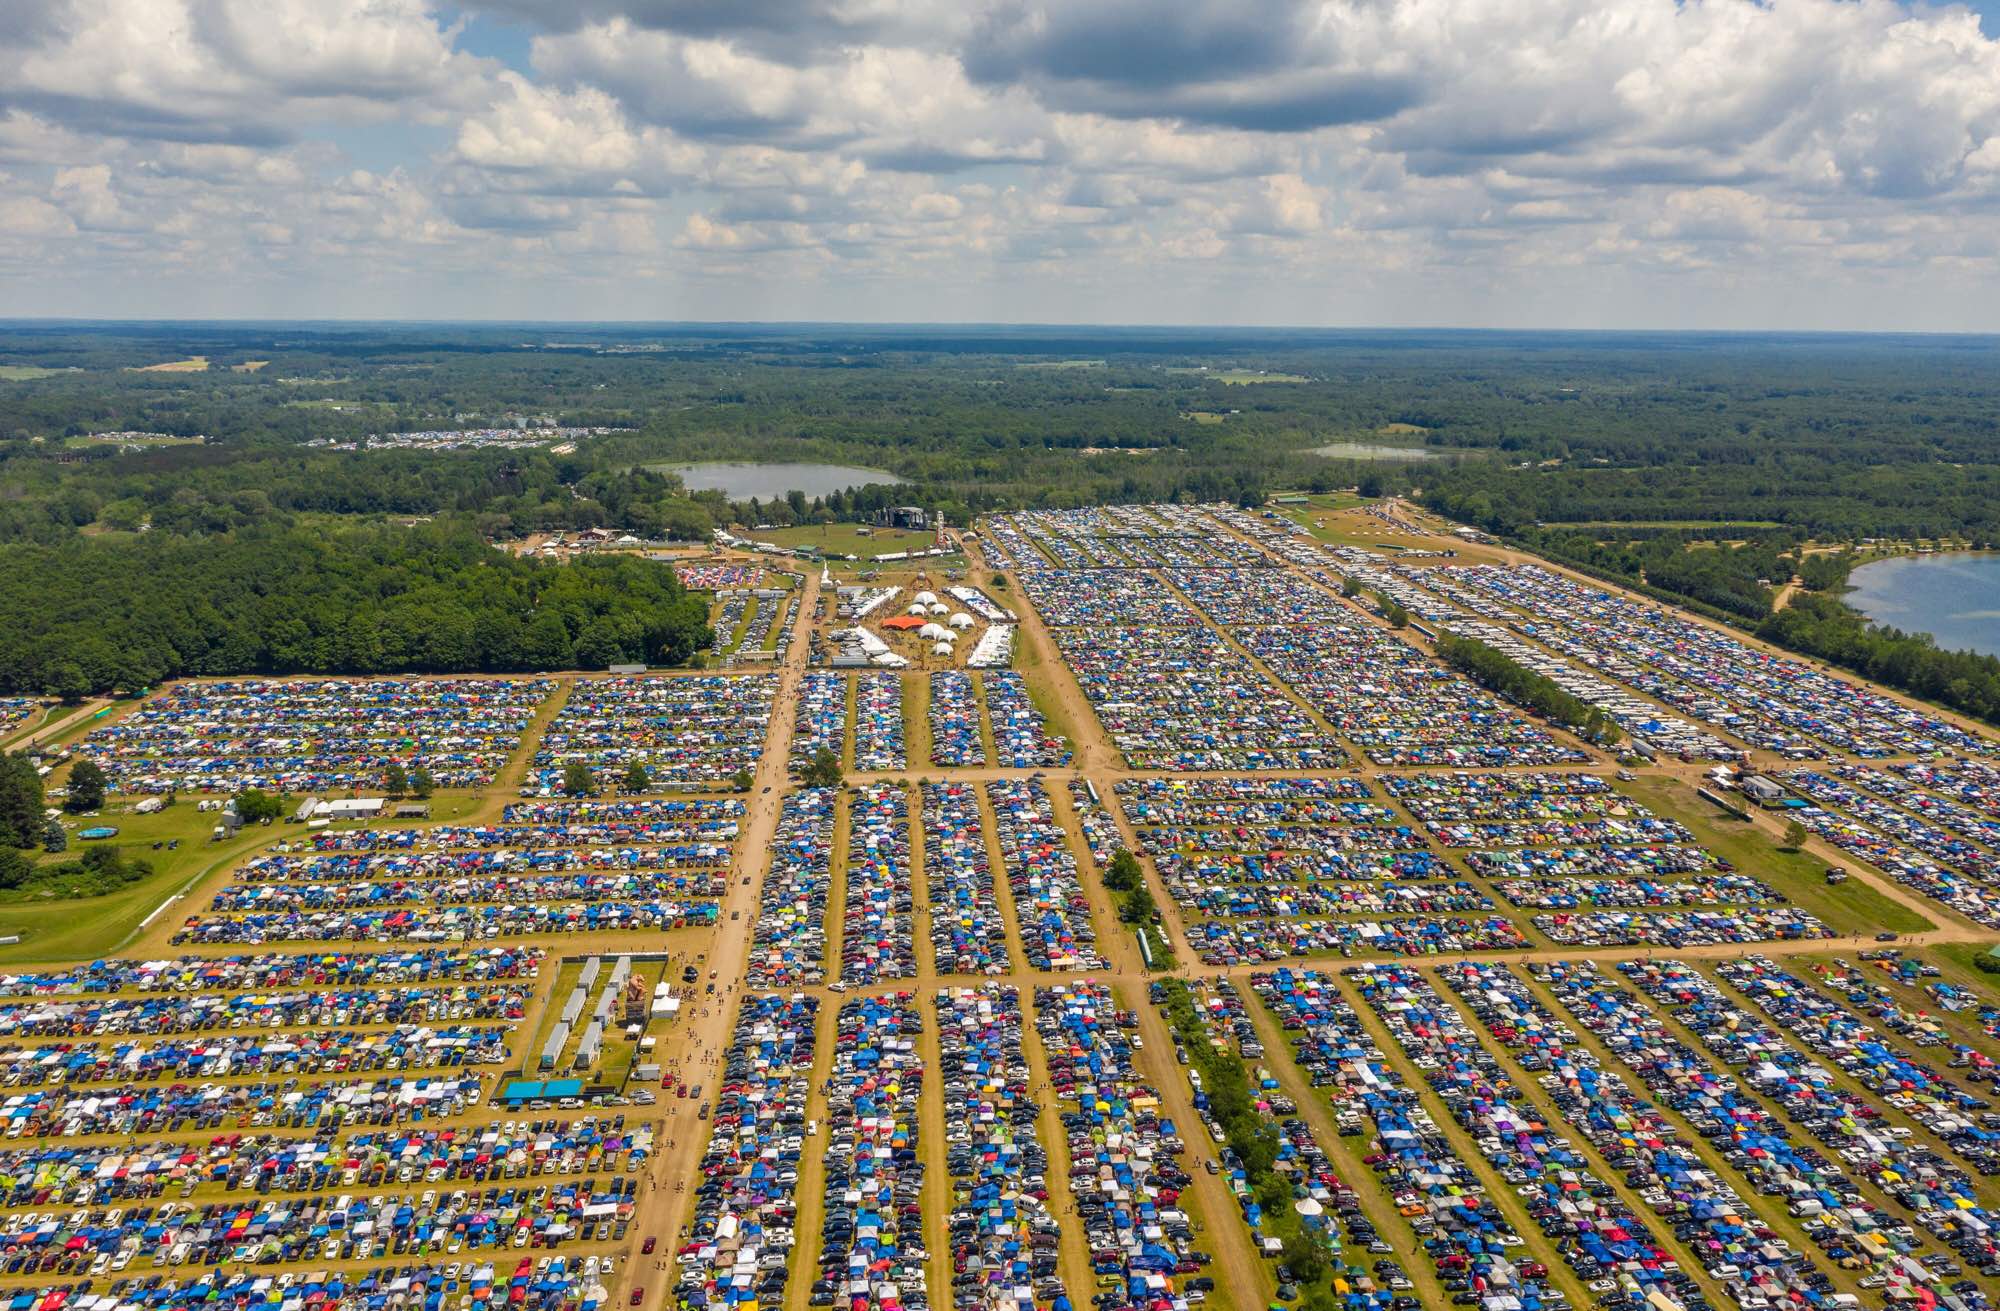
620,589 -> 822,1295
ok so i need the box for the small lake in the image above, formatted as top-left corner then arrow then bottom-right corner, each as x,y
1846,552 -> 2000,658
668,461 -> 907,500
1312,442 -> 1442,461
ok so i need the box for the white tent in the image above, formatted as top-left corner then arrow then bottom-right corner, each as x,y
927,602 -> 949,615
947,612 -> 974,629
907,603 -> 928,615
913,591 -> 938,605
919,622 -> 949,640
932,642 -> 954,656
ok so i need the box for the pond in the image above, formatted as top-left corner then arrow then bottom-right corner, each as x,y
668,461 -> 907,500
1312,442 -> 1442,461
1845,552 -> 2000,658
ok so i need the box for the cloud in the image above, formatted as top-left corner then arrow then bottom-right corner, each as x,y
1,0 -> 1998,324
962,0 -> 1425,131
467,0 -> 962,60
0,0 -> 483,144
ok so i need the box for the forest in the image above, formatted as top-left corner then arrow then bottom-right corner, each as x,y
0,521 -> 711,696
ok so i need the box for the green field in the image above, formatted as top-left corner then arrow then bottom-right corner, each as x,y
1619,775 -> 1935,935
63,432 -> 206,450
0,365 -> 74,380
0,803 -> 270,962
748,523 -> 942,559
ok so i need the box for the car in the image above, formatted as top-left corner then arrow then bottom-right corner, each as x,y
1876,932 -> 1900,942
642,1237 -> 656,1255
630,1289 -> 645,1306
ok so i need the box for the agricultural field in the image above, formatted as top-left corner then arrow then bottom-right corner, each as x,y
7,501 -> 2000,1311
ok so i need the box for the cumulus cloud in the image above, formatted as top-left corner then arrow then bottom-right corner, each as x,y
0,0 -> 483,145
1,0 -> 1998,323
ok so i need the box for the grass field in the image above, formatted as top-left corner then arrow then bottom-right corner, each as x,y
0,365 -> 73,380
1275,505 -> 1411,547
749,523 -> 943,559
233,360 -> 269,372
63,431 -> 205,449
129,356 -> 210,372
1183,410 -> 1225,424
1620,775 -> 1935,935
0,804 -> 269,962
0,745 -> 493,963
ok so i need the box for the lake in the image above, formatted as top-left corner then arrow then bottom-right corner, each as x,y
1312,442 -> 1442,461
1845,552 -> 2000,658
668,461 -> 907,499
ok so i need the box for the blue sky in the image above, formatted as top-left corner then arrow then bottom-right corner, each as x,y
2,0 -> 1999,329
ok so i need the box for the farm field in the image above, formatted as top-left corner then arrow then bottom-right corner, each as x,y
7,501 -> 2000,1311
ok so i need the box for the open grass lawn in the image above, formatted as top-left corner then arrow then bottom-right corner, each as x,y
0,365 -> 75,380
1620,774 -> 1935,935
1376,422 -> 1428,435
0,777 -> 490,964
0,804 -> 269,962
1277,506 -> 1409,547
63,432 -> 205,450
1182,410 -> 1226,424
748,523 -> 929,555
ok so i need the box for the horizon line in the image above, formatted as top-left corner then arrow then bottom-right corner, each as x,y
3,317 -> 2000,340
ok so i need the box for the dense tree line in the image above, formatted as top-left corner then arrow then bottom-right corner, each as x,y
0,521 -> 710,696
1156,978 -> 1337,1309
1760,593 -> 2000,727
1434,633 -> 1617,742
